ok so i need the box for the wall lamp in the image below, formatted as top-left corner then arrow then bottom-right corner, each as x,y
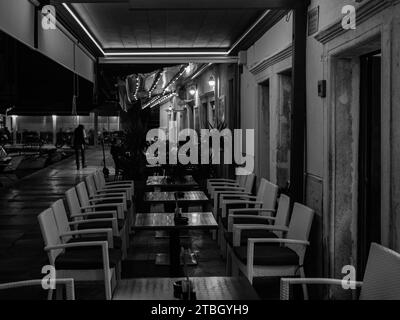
189,86 -> 197,96
208,76 -> 216,87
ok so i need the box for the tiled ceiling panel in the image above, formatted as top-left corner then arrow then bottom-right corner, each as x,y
71,3 -> 264,50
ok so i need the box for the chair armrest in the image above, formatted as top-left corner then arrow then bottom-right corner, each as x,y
81,204 -> 122,211
81,204 -> 124,219
104,183 -> 133,189
220,193 -> 255,199
220,201 -> 263,218
60,229 -> 113,248
72,211 -> 117,219
106,180 -> 133,186
232,225 -> 289,246
69,218 -> 118,234
208,179 -> 236,183
280,278 -> 363,300
229,208 -> 275,215
222,200 -> 263,206
248,238 -> 309,246
96,188 -> 131,199
228,215 -> 276,232
210,181 -> 238,185
91,193 -> 127,201
89,196 -> 125,202
89,197 -> 127,210
99,187 -> 132,199
213,186 -> 245,192
0,279 -> 75,300
45,241 -> 108,251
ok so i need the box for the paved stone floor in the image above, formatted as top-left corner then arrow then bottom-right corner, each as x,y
0,148 -> 279,300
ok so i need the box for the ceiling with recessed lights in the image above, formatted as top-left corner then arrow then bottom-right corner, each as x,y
53,1 -> 289,58
70,3 -> 264,52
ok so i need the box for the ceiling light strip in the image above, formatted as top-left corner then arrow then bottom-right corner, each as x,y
62,3 -> 105,55
104,51 -> 229,56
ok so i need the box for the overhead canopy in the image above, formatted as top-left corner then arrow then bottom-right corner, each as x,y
0,30 -> 95,116
58,0 -> 305,9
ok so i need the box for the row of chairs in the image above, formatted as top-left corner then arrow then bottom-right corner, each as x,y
207,173 -> 400,300
37,170 -> 134,300
207,173 -> 314,299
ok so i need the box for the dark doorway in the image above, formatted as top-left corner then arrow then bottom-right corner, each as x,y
358,51 -> 381,277
258,79 -> 270,182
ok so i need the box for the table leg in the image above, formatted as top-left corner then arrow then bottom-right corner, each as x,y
169,229 -> 181,276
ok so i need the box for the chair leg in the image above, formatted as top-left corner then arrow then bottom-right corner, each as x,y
217,224 -> 222,249
120,229 -> 128,260
231,258 -> 239,277
300,267 -> 309,300
220,235 -> 227,259
226,247 -> 232,276
104,272 -> 112,300
55,284 -> 64,300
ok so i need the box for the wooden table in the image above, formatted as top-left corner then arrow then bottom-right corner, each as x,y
133,212 -> 217,275
113,277 -> 259,300
144,191 -> 209,212
146,175 -> 198,191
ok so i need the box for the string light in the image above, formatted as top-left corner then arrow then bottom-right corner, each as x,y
133,76 -> 141,101
162,65 -> 188,95
148,71 -> 162,98
142,92 -> 177,110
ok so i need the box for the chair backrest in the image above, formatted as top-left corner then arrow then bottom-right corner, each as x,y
38,207 -> 63,264
76,182 -> 91,208
93,171 -> 103,190
256,179 -> 278,210
238,175 -> 246,188
274,194 -> 291,227
85,175 -> 97,198
286,203 -> 314,256
243,174 -> 255,193
65,187 -> 82,218
97,171 -> 107,188
360,243 -> 400,300
51,199 -> 72,242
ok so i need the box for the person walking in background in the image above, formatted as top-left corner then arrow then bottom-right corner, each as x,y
73,124 -> 86,170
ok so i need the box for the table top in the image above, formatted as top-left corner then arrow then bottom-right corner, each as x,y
133,212 -> 217,230
146,175 -> 198,187
144,191 -> 209,203
113,277 -> 259,300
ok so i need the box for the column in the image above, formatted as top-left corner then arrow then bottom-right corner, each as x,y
289,3 -> 308,204
52,115 -> 57,145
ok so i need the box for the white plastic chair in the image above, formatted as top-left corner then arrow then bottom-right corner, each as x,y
209,174 -> 253,201
94,171 -> 134,199
231,202 -> 314,299
218,179 -> 278,255
86,174 -> 135,229
207,175 -> 246,196
280,243 -> 400,300
51,199 -> 116,250
212,174 -> 256,215
225,194 -> 291,275
65,186 -> 128,259
76,182 -> 130,256
38,208 -> 119,300
0,279 -> 75,300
